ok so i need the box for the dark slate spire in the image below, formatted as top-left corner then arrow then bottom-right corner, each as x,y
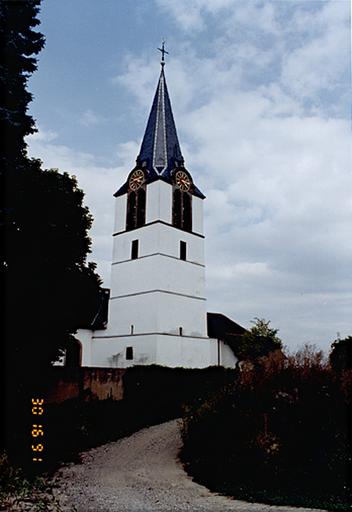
114,44 -> 205,199
137,67 -> 184,177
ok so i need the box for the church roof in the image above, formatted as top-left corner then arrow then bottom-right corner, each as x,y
114,60 -> 204,198
138,67 -> 183,177
207,312 -> 247,341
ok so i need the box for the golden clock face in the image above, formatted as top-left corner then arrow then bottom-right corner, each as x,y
175,170 -> 191,192
129,169 -> 145,191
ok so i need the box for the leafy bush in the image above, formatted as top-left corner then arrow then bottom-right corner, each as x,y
330,336 -> 352,373
181,345 -> 351,510
236,318 -> 283,362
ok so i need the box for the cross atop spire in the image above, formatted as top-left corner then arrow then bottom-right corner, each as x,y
114,49 -> 205,199
157,40 -> 169,67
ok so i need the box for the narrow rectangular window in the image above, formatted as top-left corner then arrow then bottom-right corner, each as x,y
131,239 -> 139,259
180,241 -> 186,261
126,346 -> 133,360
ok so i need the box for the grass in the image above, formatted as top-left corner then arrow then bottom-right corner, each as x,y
0,453 -> 74,512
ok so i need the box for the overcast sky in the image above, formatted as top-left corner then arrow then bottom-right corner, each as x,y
27,0 -> 351,352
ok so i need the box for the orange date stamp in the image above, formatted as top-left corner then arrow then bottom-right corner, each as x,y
31,398 -> 44,462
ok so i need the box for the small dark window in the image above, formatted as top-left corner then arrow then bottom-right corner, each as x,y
131,239 -> 139,259
126,346 -> 133,360
179,327 -> 183,336
180,241 -> 186,261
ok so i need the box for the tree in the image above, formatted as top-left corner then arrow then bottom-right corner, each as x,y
0,0 -> 44,162
2,0 -> 101,371
329,336 -> 352,373
236,317 -> 283,362
1,1 -> 102,463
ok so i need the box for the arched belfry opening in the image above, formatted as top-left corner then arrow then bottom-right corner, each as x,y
172,169 -> 192,232
126,169 -> 146,231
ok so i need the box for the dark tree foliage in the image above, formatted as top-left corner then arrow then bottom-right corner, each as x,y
0,0 -> 44,161
329,336 -> 352,373
236,317 -> 283,361
4,162 -> 102,371
1,0 -> 101,372
1,1 -> 102,462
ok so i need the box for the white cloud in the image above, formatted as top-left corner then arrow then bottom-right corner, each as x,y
112,0 -> 351,349
29,127 -> 58,142
27,1 -> 351,351
281,22 -> 349,102
79,109 -> 104,127
156,0 -> 235,31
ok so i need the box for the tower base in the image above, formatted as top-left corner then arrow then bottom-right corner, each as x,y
76,329 -> 237,369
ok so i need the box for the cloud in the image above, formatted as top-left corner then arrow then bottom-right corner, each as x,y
79,109 -> 104,127
27,1 -> 351,351
281,4 -> 350,105
29,127 -> 58,142
156,0 -> 243,31
111,0 -> 351,349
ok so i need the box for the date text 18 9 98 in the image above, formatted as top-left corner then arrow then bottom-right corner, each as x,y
31,398 -> 44,462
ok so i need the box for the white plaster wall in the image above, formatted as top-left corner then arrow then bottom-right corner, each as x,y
146,180 -> 172,224
155,292 -> 207,337
219,341 -> 238,368
106,290 -> 207,337
156,335 -> 214,367
104,293 -> 158,335
89,334 -> 158,368
112,223 -> 204,266
192,196 -> 204,236
84,176 -> 216,369
77,331 -> 237,369
110,255 -> 205,298
85,333 -> 223,368
114,194 -> 127,233
76,328 -> 93,366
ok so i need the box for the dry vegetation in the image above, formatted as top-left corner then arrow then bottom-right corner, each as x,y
181,345 -> 351,511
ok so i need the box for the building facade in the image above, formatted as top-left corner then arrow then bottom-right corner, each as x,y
77,54 -> 238,369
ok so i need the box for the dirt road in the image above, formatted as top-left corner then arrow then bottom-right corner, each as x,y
54,419 -> 326,512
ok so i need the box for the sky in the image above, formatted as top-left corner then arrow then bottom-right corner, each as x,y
27,0 -> 351,352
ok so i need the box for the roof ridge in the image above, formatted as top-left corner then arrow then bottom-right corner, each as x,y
137,67 -> 183,176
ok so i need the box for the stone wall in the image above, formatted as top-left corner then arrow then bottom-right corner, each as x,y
46,367 -> 126,403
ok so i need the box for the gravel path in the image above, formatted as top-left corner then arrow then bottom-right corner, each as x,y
54,419 -> 326,512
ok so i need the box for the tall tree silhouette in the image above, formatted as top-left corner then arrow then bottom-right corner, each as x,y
1,1 -> 102,462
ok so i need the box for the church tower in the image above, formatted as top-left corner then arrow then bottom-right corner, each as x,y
78,46 -> 237,368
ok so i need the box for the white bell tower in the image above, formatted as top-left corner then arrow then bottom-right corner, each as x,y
78,46 -> 237,368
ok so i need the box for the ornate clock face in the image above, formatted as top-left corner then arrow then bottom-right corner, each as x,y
129,169 -> 145,191
175,170 -> 191,192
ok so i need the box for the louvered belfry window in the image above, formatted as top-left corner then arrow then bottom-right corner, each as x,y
126,187 -> 146,230
172,188 -> 192,232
